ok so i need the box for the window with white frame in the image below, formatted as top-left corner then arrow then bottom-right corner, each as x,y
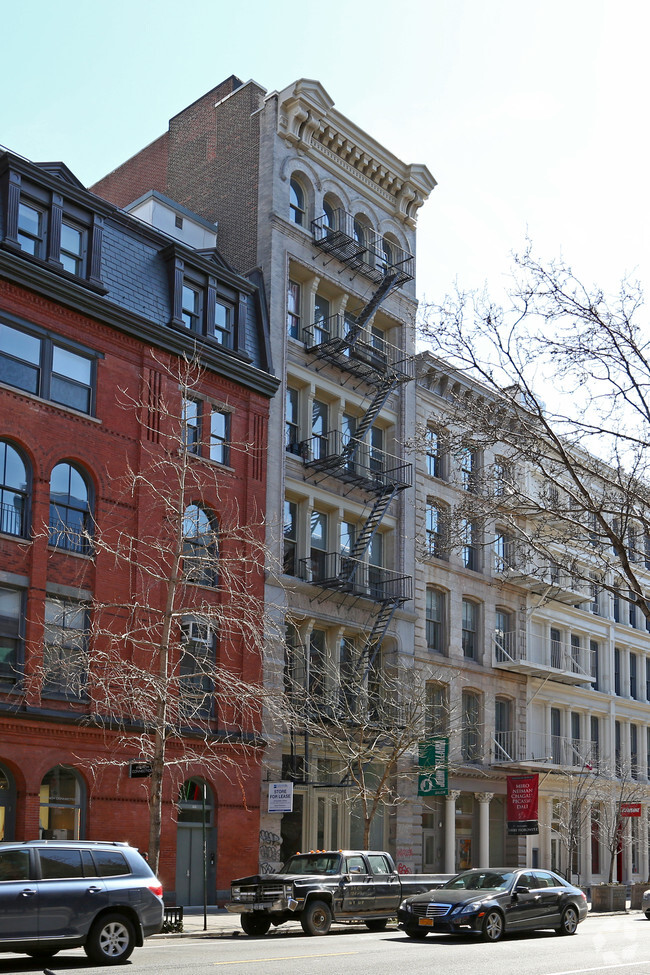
425,501 -> 447,559
425,428 -> 443,479
209,409 -> 230,465
43,597 -> 88,696
461,519 -> 480,571
287,279 -> 301,339
289,178 -> 306,226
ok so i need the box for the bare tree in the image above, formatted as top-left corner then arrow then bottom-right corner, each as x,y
417,246 -> 650,623
41,353 -> 283,875
283,635 -> 456,849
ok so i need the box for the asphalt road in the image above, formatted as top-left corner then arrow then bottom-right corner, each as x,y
1,913 -> 649,975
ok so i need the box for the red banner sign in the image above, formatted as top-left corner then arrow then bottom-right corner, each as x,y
507,775 -> 539,835
621,803 -> 642,817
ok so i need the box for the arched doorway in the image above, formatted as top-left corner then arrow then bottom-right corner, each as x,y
175,778 -> 216,906
0,764 -> 16,840
39,766 -> 84,838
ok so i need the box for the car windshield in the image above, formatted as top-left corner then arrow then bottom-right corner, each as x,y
281,854 -> 341,875
442,870 -> 515,891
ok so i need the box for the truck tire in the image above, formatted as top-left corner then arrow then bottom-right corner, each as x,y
241,914 -> 271,937
365,918 -> 389,931
301,899 -> 332,936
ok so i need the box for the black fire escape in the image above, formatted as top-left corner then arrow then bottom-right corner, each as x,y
297,208 -> 415,668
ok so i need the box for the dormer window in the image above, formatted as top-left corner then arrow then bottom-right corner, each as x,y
2,164 -> 104,290
166,247 -> 247,357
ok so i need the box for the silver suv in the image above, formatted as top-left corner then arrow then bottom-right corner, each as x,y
0,839 -> 163,965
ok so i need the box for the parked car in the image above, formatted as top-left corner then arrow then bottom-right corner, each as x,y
642,888 -> 650,918
0,839 -> 163,964
398,867 -> 588,942
227,850 -> 449,936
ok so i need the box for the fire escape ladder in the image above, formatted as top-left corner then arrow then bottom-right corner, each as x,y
347,484 -> 399,566
345,272 -> 399,345
340,381 -> 398,467
360,597 -> 402,676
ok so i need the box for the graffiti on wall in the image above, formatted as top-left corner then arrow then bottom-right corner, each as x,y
259,829 -> 281,874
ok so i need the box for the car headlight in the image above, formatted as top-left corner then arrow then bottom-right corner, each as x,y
399,899 -> 413,912
455,901 -> 482,915
231,887 -> 241,899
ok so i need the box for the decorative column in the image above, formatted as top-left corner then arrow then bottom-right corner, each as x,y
445,791 -> 460,874
540,795 -> 553,869
475,793 -> 493,867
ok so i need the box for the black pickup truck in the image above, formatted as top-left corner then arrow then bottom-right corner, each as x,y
226,850 -> 449,936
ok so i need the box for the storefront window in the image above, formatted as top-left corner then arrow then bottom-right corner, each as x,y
39,766 -> 83,839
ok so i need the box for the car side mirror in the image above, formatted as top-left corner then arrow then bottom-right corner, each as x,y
342,874 -> 351,883
514,885 -> 530,895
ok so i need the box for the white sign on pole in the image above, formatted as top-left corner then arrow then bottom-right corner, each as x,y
268,781 -> 293,813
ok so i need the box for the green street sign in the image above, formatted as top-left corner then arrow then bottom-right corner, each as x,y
418,736 -> 449,796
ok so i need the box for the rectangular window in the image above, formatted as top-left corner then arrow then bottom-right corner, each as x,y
495,697 -> 511,760
631,723 -> 638,778
494,530 -> 513,572
551,707 -> 561,763
646,658 -> 650,701
461,519 -> 480,571
43,597 -> 87,696
570,634 -> 580,674
550,627 -> 562,668
461,599 -> 478,659
17,201 -> 45,257
209,409 -> 230,465
426,428 -> 442,478
590,716 -> 599,768
630,652 -> 638,699
495,609 -> 512,662
570,712 -> 581,765
426,682 -> 448,736
313,295 -> 331,345
461,690 -> 481,762
460,447 -> 478,492
0,321 -> 95,415
183,397 -> 201,453
308,629 -> 327,702
180,622 -> 215,722
494,458 -> 512,496
0,587 -> 21,683
60,220 -> 86,276
285,388 -> 300,454
283,500 -> 297,576
590,640 -> 599,690
181,284 -> 201,331
310,510 -> 328,582
425,588 -> 444,652
615,720 -> 622,775
614,648 -> 621,695
629,591 -> 637,628
213,300 -> 234,348
311,399 -> 328,462
287,280 -> 301,339
426,502 -> 446,559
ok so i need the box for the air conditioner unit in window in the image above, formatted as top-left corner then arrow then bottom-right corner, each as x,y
181,620 -> 211,645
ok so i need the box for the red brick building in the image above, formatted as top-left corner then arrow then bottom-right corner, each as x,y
0,150 -> 277,904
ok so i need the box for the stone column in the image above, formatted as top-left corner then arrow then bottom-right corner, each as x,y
445,791 -> 460,874
475,792 -> 493,867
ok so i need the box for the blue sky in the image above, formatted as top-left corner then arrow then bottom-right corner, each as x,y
3,0 -> 649,302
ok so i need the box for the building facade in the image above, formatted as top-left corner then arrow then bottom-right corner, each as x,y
414,352 -> 650,885
92,76 -> 436,868
0,149 -> 277,903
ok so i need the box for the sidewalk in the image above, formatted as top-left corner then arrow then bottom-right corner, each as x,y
156,904 -> 635,940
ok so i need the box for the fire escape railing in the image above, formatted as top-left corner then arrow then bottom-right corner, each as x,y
312,209 -> 414,288
300,431 -> 412,493
303,314 -> 413,384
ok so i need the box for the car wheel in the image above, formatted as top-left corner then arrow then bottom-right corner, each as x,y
241,914 -> 271,937
557,905 -> 579,936
365,918 -> 389,932
482,909 -> 505,942
404,925 -> 429,939
301,899 -> 332,936
645,911 -> 650,920
84,912 -> 135,965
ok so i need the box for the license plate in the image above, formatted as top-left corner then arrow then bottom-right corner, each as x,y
418,917 -> 434,927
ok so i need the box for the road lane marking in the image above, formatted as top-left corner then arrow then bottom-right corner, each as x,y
213,952 -> 359,965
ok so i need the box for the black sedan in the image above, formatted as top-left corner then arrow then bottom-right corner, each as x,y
398,867 -> 588,942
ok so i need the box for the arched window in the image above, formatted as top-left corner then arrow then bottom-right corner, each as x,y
39,765 -> 84,839
178,778 -> 213,824
289,178 -> 306,226
381,236 -> 393,272
322,199 -> 335,229
353,217 -> 366,248
183,504 -> 218,586
49,462 -> 92,554
0,440 -> 29,537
